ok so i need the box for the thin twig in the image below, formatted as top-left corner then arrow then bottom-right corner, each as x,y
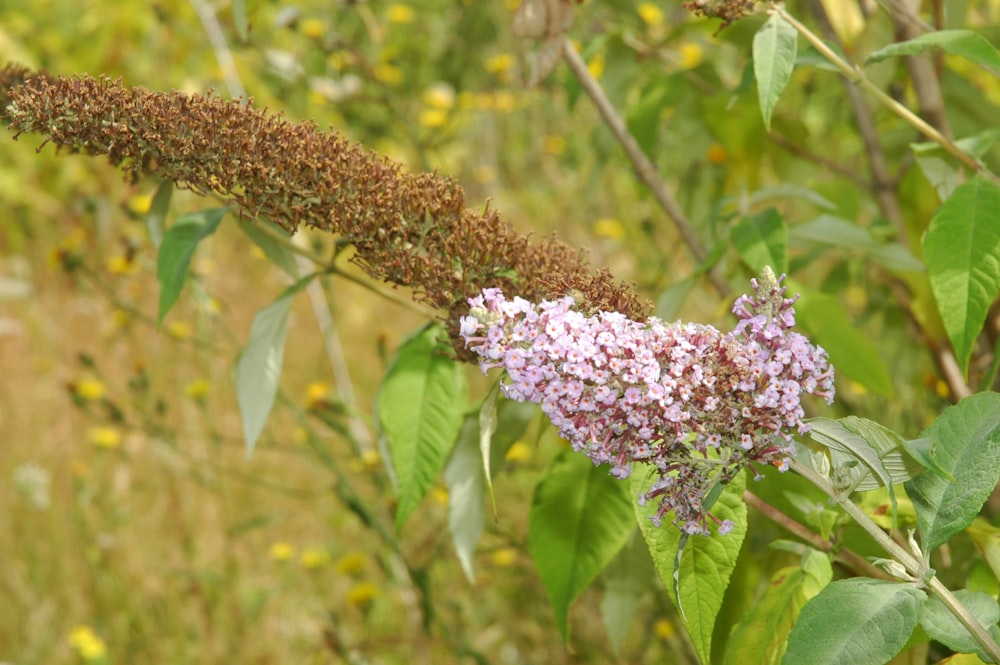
560,37 -> 730,298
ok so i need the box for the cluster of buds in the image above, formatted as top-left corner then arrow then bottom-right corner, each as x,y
460,271 -> 834,535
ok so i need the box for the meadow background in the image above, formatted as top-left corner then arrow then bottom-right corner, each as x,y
3,0 -> 1000,663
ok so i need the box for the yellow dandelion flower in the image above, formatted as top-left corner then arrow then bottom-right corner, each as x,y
69,625 -> 107,661
127,193 -> 153,216
543,135 -> 566,155
105,254 -> 137,275
422,83 -> 456,110
706,143 -> 727,165
679,42 -> 703,70
75,378 -> 106,401
300,547 -> 331,569
346,581 -> 380,609
166,321 -> 193,340
88,426 -> 123,449
654,617 -> 676,639
592,218 -> 626,240
373,63 -> 403,85
300,18 -> 325,39
637,3 -> 664,27
485,53 -> 515,75
490,547 -> 518,567
430,486 -> 449,505
335,551 -> 367,576
270,541 -> 296,562
587,52 -> 605,80
386,4 -> 415,24
419,108 -> 449,129
183,379 -> 211,400
504,441 -> 533,462
304,381 -> 331,410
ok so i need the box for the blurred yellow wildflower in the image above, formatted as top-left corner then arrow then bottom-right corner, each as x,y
75,378 -> 106,401
419,108 -> 449,128
592,218 -> 626,240
504,441 -> 533,462
183,379 -> 211,400
490,547 -> 518,567
346,582 -> 380,609
430,486 -> 449,505
492,90 -> 517,113
386,4 -> 415,24
422,83 -> 456,110
637,3 -> 664,26
304,381 -> 331,409
88,426 -> 122,449
301,547 -> 331,569
360,449 -> 381,471
166,321 -> 193,340
587,52 -> 605,79
679,42 -> 704,69
483,53 -> 515,76
373,63 -> 403,85
105,254 -> 137,275
543,135 -> 566,155
270,541 -> 296,562
654,617 -> 676,639
706,143 -> 727,165
335,551 -> 367,576
68,625 -> 107,661
300,18 -> 325,39
127,192 -> 153,216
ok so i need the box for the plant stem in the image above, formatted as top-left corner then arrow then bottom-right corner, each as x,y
773,5 -> 1000,185
560,37 -> 731,298
790,458 -> 1000,661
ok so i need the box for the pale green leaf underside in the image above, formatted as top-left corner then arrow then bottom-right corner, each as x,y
866,29 -> 1000,75
753,13 -> 798,131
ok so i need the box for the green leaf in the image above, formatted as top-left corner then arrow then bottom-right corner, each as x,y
528,448 -> 635,643
232,0 -> 248,42
156,207 -> 226,324
809,417 -> 923,492
748,184 -> 836,211
146,179 -> 172,249
731,208 -> 788,274
904,392 -> 1000,550
632,466 -> 747,664
377,323 -> 467,528
723,548 -> 832,665
600,529 -> 654,654
923,174 -> 1000,377
239,220 -> 300,279
968,518 -> 1000,588
487,396 -> 537,475
626,78 -> 679,156
791,215 -> 924,273
790,284 -> 895,396
753,13 -> 798,131
443,415 -> 485,583
922,589 -> 1000,661
235,274 -> 314,456
866,29 -> 1000,75
784,579 -> 926,665
479,381 -> 501,515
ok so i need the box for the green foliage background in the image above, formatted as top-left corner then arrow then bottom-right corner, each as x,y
3,0 -> 1000,663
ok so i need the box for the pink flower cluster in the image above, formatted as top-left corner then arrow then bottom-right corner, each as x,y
460,274 -> 834,535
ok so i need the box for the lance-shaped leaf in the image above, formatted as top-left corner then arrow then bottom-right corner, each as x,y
444,415 -> 485,583
731,208 -> 788,274
235,274 -> 315,456
600,529 -> 654,654
866,29 -> 1000,75
156,207 -> 226,323
753,13 -> 798,131
922,589 -> 1000,662
784,579 -> 926,665
632,466 -> 747,665
146,179 -> 173,249
923,174 -> 1000,377
528,448 -> 635,643
904,392 -> 1000,550
239,219 -> 300,279
377,323 -> 468,528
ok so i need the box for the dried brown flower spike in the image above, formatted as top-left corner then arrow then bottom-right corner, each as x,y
1,65 -> 649,356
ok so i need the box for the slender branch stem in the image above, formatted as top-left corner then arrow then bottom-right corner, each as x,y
773,6 -> 1000,185
560,38 -> 730,298
791,458 -> 1000,661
